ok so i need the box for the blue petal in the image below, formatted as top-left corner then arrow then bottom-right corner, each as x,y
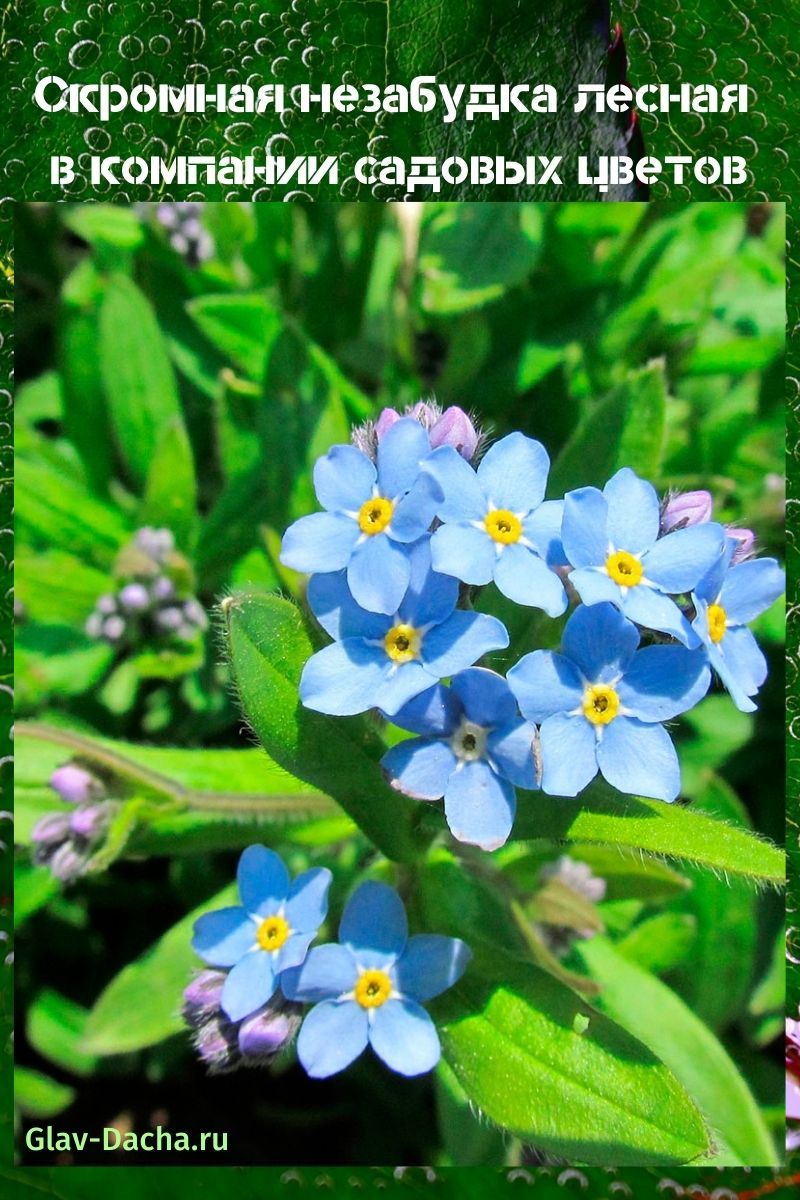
390,473 -> 442,542
423,445 -> 486,522
280,512 -> 360,574
429,522 -> 496,586
377,418 -> 431,498
238,845 -> 290,915
524,499 -> 566,566
604,468 -> 659,553
400,542 -> 460,625
375,661 -> 439,717
285,867 -> 333,934
596,717 -> 680,802
568,568 -> 622,606
297,999 -> 369,1078
192,906 -> 255,967
620,586 -> 699,648
388,683 -> 461,736
274,929 -> 317,973
347,535 -> 411,615
220,950 -> 277,1022
694,537 -> 735,603
443,760 -> 516,850
618,646 -> 710,722
561,488 -> 609,567
340,881 -> 408,968
507,651 -> 583,723
421,611 -> 509,678
282,943 -> 358,1002
369,998 -> 441,1076
394,935 -> 472,1002
313,444 -> 376,511
539,714 -> 598,796
476,432 -> 550,513
561,602 -> 640,682
720,558 -> 785,624
300,640 -> 390,715
708,624 -> 767,712
493,543 -> 567,615
487,719 -> 538,789
643,524 -> 726,593
381,738 -> 457,800
307,571 -> 390,641
450,667 -> 517,727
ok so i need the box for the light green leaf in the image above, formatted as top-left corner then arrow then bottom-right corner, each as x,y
188,292 -> 282,380
82,885 -> 235,1055
15,1068 -> 75,1119
26,991 -> 99,1077
64,205 -> 144,251
15,456 -> 130,567
616,913 -> 697,975
576,938 -> 778,1166
223,592 -> 427,863
99,275 -> 182,488
139,419 -> 198,552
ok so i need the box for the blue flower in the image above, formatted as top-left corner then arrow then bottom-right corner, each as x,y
507,603 -> 711,802
283,881 -> 471,1079
423,432 -> 567,613
561,467 -> 726,646
692,540 -> 784,712
382,669 -> 537,851
301,541 -> 509,717
192,846 -> 332,1023
280,418 -> 442,614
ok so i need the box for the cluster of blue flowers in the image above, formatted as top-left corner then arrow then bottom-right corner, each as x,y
190,846 -> 470,1079
280,407 -> 784,852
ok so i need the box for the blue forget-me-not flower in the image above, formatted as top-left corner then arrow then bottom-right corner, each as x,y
300,541 -> 509,717
283,881 -> 471,1078
561,467 -> 726,646
423,432 -> 568,613
192,846 -> 332,1023
381,668 -> 537,851
508,603 -> 711,802
280,418 -> 443,615
692,539 -> 784,712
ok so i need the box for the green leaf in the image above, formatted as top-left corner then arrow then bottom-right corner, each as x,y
82,884 -> 236,1055
576,938 -> 778,1166
139,419 -> 198,552
508,778 -> 784,887
435,943 -> 710,1165
616,913 -> 697,975
14,864 -> 59,928
63,205 -> 144,251
14,1068 -> 75,1119
549,360 -> 667,494
60,306 -> 115,493
15,456 -> 130,567
16,625 -> 113,712
435,1061 -> 507,1166
188,292 -> 282,380
26,991 -> 99,1077
99,275 -> 182,488
223,592 -> 427,863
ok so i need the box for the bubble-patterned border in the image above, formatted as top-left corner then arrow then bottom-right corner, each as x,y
0,217 -> 13,1166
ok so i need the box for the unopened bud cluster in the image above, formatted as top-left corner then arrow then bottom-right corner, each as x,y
85,527 -> 208,648
352,402 -> 482,465
660,489 -> 755,564
535,855 -> 607,958
136,203 -> 214,265
31,764 -> 117,883
183,969 -> 302,1074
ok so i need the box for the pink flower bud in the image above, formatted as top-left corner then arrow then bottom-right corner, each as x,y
428,406 -> 479,461
660,490 -> 713,533
238,1006 -> 301,1061
374,409 -> 402,439
728,528 -> 755,564
183,970 -> 227,1026
50,764 -> 98,806
31,812 -> 71,847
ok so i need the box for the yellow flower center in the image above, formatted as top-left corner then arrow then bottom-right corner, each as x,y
354,968 -> 393,1009
582,683 -> 621,726
484,509 -> 523,545
707,603 -> 727,644
384,623 -> 421,664
358,496 -> 393,535
605,550 -> 644,587
256,914 -> 290,952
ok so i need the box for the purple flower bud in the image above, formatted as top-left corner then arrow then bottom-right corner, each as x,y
183,970 -> 226,1026
31,812 -> 71,847
50,764 -> 98,806
69,804 -> 110,842
134,527 -> 175,563
194,1016 -> 240,1074
49,842 -> 89,883
150,576 -> 175,601
97,594 -> 118,615
103,615 -> 126,642
85,612 -> 103,639
728,527 -> 756,564
540,855 -> 607,904
660,490 -> 713,534
155,606 -> 184,632
118,583 -> 151,612
238,1006 -> 301,1062
374,408 -> 402,439
429,406 -> 479,461
182,598 -> 208,630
